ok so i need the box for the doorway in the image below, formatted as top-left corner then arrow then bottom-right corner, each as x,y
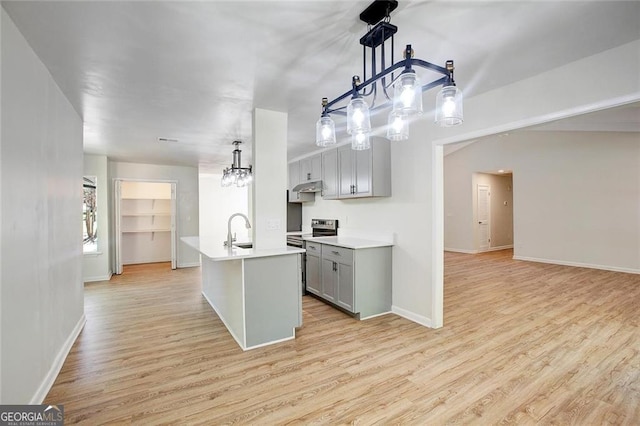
473,172 -> 514,253
114,179 -> 177,274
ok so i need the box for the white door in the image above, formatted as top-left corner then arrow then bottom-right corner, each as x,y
114,179 -> 123,274
170,183 -> 177,270
477,184 -> 491,251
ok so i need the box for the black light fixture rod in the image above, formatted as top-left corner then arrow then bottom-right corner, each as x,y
324,52 -> 448,114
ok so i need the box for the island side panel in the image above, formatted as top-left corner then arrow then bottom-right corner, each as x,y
243,254 -> 300,348
201,257 -> 246,348
354,246 -> 392,319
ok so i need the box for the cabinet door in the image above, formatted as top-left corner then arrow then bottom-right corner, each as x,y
336,260 -> 355,312
300,154 -> 321,182
354,149 -> 372,196
288,161 -> 300,190
338,145 -> 355,198
321,257 -> 337,302
321,149 -> 338,199
305,252 -> 321,296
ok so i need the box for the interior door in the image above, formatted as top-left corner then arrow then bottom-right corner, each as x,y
114,179 -> 123,274
170,182 -> 177,270
477,184 -> 491,251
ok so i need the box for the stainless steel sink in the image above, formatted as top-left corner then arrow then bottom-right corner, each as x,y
232,242 -> 253,249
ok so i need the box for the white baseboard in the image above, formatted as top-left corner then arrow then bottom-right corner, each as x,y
201,291 -> 245,350
178,262 -> 201,268
444,248 -> 478,254
359,310 -> 392,320
83,272 -> 112,283
513,255 -> 640,275
485,245 -> 514,252
445,245 -> 513,254
392,305 -> 433,328
31,313 -> 86,404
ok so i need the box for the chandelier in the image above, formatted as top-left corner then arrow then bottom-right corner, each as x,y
316,0 -> 463,150
221,141 -> 253,187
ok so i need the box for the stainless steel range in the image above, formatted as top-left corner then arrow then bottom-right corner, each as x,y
311,219 -> 339,237
286,234 -> 304,248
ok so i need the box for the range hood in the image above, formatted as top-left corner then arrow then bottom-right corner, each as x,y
292,180 -> 323,193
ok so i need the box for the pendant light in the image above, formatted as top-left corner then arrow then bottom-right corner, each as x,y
392,70 -> 423,116
346,95 -> 371,135
386,110 -> 409,141
315,98 -> 336,147
221,141 -> 253,188
435,84 -> 463,127
315,0 -> 463,150
351,130 -> 371,150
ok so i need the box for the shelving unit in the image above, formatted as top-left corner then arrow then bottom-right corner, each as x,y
119,183 -> 174,266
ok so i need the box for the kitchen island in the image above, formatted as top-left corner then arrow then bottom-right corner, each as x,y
181,236 -> 305,350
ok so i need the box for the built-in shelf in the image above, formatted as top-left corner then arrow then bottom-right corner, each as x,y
120,196 -> 173,264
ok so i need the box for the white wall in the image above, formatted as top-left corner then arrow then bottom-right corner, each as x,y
198,170 -> 249,248
445,131 -> 640,273
252,109 -> 287,249
83,154 -> 111,282
108,161 -> 200,268
121,181 -> 171,199
1,9 -> 85,403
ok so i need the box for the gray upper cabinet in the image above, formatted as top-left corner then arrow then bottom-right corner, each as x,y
288,160 -> 314,203
300,154 -> 322,182
321,149 -> 338,199
294,138 -> 391,202
337,137 -> 391,199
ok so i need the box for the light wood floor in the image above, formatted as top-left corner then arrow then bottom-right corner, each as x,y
46,252 -> 640,424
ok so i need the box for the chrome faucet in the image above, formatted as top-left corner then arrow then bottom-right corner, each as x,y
226,213 -> 251,248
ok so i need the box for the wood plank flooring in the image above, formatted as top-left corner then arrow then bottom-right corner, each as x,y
45,252 -> 640,424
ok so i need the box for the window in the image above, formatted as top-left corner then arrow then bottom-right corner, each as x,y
83,176 -> 97,253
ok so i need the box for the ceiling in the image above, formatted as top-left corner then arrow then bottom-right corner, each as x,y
3,1 -> 640,169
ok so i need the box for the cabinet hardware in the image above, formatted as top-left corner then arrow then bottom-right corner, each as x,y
333,261 -> 337,271
308,245 -> 316,249
332,251 -> 340,256
307,172 -> 311,180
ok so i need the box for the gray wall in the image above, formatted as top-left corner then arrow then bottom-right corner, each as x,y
1,9 -> 85,403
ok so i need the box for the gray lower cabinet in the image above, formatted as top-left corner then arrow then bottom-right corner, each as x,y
322,245 -> 354,311
306,242 -> 391,319
321,257 -> 337,302
305,242 -> 322,296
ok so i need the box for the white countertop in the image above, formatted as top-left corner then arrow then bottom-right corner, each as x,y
286,231 -> 312,237
302,235 -> 393,249
181,236 -> 305,261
